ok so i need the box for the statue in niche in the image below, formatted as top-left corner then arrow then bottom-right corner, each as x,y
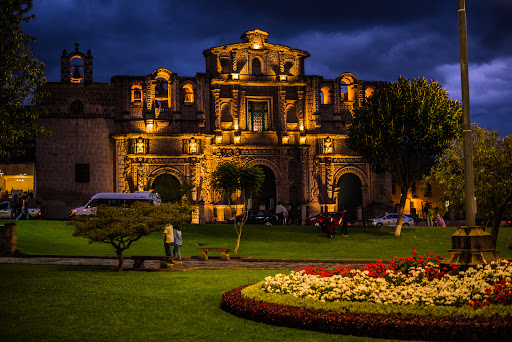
189,137 -> 198,154
324,137 -> 333,153
136,138 -> 145,154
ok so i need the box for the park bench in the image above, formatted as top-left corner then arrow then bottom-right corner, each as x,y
131,256 -> 174,269
197,247 -> 231,261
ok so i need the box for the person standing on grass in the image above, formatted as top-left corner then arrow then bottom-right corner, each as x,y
275,202 -> 288,225
163,224 -> 174,262
172,226 -> 182,264
341,209 -> 349,237
10,194 -> 18,219
325,217 -> 336,238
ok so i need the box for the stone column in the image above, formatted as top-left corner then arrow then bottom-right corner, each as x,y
1,222 -> 17,256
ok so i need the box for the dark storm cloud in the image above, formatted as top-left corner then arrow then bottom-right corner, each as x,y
24,0 -> 512,134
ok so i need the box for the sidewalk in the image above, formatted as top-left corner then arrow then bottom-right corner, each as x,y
0,254 -> 374,271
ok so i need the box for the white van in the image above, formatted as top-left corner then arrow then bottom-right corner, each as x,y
69,191 -> 161,217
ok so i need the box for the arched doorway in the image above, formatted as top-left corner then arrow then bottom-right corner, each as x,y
337,173 -> 362,221
253,165 -> 276,211
151,174 -> 181,203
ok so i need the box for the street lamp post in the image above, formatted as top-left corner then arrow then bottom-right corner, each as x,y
440,1 -> 498,269
458,0 -> 475,228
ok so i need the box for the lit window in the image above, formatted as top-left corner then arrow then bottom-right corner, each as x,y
248,101 -> 268,131
182,85 -> 194,103
320,86 -> 331,104
131,85 -> 142,102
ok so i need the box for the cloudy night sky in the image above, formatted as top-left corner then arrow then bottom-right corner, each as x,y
25,0 -> 512,134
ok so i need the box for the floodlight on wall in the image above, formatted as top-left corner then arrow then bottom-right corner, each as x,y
299,119 -> 304,132
282,132 -> 289,145
231,73 -> 239,80
299,131 -> 307,145
145,119 -> 154,133
233,118 -> 239,130
215,132 -> 223,144
234,131 -> 241,144
279,75 -> 287,81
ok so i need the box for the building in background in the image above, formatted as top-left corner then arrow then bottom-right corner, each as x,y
37,30 -> 392,220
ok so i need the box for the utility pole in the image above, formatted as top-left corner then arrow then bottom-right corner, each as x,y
458,0 -> 475,227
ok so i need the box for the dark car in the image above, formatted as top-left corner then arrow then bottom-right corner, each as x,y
307,212 -> 344,226
227,209 -> 279,225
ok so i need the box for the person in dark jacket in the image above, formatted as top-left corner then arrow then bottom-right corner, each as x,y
325,217 -> 336,238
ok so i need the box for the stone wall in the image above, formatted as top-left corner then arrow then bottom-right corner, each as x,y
36,117 -> 115,219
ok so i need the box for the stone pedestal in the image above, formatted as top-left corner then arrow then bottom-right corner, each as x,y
1,222 -> 17,256
441,226 -> 499,270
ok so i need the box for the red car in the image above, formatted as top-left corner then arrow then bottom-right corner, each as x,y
307,212 -> 345,226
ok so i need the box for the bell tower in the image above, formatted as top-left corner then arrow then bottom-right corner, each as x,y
61,43 -> 93,84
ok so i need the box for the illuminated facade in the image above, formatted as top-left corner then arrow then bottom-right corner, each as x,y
37,30 -> 392,220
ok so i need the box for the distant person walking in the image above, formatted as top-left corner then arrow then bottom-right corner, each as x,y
172,227 -> 182,264
275,202 -> 288,225
16,195 -> 30,220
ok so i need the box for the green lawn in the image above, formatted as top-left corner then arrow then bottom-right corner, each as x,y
0,264 -> 413,342
1,220 -> 511,341
4,219 -> 512,260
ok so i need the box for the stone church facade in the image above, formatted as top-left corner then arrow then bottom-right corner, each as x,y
36,30 -> 392,220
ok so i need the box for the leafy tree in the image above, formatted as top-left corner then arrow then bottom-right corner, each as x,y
69,202 -> 193,271
0,0 -> 50,162
427,124 -> 512,248
348,76 -> 462,236
210,162 -> 264,254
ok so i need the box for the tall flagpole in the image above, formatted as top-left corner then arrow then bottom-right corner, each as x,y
458,0 -> 475,227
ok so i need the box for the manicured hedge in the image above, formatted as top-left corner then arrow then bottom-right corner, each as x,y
220,285 -> 512,341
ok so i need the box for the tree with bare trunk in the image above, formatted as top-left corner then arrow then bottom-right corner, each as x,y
70,202 -> 193,271
210,161 -> 264,254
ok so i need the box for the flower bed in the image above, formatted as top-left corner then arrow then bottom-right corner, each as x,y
263,252 -> 512,308
220,252 -> 512,340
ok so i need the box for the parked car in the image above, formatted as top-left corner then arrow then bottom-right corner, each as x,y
227,209 -> 279,225
0,201 -> 41,219
369,213 -> 415,227
307,212 -> 345,226
69,191 -> 161,217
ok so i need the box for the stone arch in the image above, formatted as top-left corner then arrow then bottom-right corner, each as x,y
69,54 -> 84,83
320,86 -> 331,104
181,82 -> 195,103
337,72 -> 358,102
333,166 -> 368,189
220,102 -> 233,129
251,56 -> 263,75
333,166 -> 368,220
286,103 -> 298,123
130,81 -> 144,103
244,158 -> 283,208
150,68 -> 173,81
146,166 -> 183,189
